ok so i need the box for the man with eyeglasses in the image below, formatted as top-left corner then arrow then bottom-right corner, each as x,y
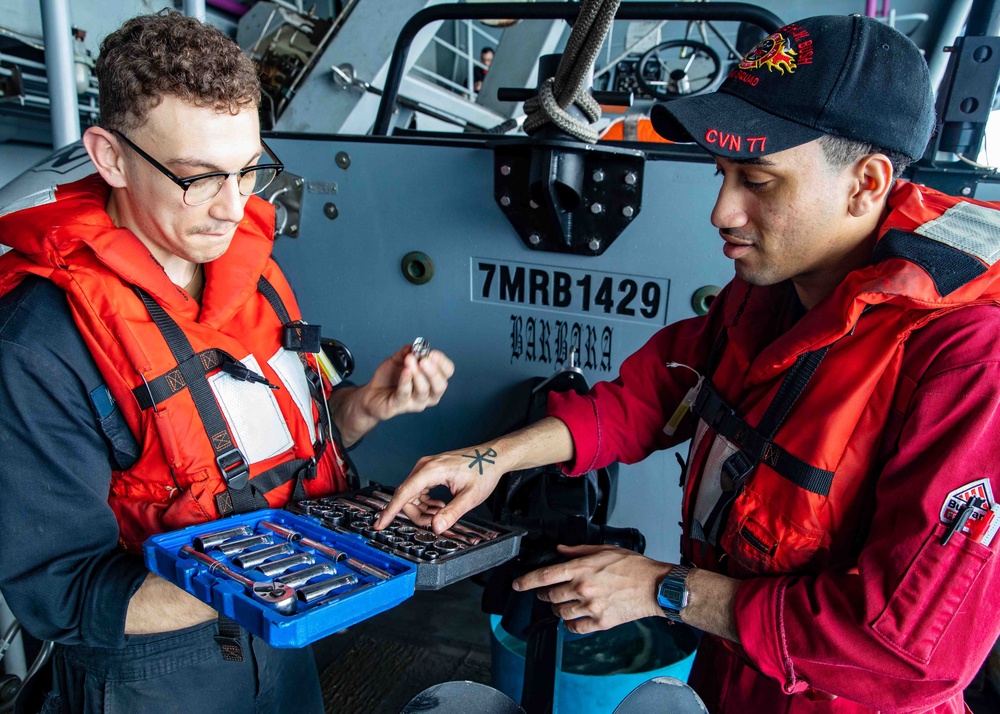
0,11 -> 453,714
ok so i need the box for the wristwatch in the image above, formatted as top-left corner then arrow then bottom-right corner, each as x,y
656,564 -> 693,622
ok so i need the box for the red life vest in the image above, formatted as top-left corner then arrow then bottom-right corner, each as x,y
681,181 -> 1000,578
0,175 -> 349,551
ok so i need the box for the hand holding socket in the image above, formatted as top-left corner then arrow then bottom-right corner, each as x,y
371,490 -> 501,540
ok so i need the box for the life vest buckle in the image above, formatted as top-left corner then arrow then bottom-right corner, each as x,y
721,450 -> 754,491
216,448 -> 250,490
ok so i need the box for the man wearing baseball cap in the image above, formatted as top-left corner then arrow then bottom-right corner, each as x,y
380,14 -> 1000,711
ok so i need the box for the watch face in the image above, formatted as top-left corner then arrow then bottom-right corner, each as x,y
657,567 -> 690,611
657,578 -> 684,610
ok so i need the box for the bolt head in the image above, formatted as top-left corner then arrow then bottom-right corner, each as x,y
590,202 -> 604,215
288,224 -> 298,233
962,186 -> 973,196
622,205 -> 635,218
500,195 -> 512,207
592,169 -> 605,182
500,164 -> 512,176
588,239 -> 601,251
624,172 -> 637,185
528,233 -> 542,245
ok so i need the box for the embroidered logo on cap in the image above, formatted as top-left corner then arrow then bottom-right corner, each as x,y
739,33 -> 798,74
940,479 -> 995,535
703,129 -> 767,153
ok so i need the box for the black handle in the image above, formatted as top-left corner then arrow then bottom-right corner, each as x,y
496,87 -> 634,107
373,2 -> 785,135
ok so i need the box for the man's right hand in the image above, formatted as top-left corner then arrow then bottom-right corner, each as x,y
374,445 -> 505,534
373,416 -> 576,534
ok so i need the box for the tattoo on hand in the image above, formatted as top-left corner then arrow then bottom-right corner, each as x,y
462,448 -> 497,475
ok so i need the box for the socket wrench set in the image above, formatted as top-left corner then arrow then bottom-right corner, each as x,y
143,509 -> 416,648
287,485 -> 524,590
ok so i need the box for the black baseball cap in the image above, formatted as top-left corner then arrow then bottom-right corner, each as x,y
649,15 -> 935,160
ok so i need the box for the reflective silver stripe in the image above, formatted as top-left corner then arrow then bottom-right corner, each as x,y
915,201 -> 1000,266
0,186 -> 57,219
623,114 -> 641,142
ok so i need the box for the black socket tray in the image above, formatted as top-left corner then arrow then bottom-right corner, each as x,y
287,484 -> 524,590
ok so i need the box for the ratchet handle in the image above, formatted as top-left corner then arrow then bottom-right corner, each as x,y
180,545 -> 253,587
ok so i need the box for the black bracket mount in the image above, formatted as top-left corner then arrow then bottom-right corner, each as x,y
492,139 -> 645,256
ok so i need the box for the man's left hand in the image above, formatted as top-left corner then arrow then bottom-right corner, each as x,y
329,345 -> 455,448
359,346 -> 454,420
513,544 -> 674,634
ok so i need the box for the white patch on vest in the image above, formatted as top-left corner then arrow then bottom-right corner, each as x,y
208,354 -> 294,463
690,421 -> 739,545
916,202 -> 1000,266
939,478 -> 995,534
268,347 -> 316,445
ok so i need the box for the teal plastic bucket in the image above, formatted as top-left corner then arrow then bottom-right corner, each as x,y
490,615 -> 699,712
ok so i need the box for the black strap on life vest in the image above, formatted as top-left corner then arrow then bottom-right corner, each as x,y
873,227 -> 987,297
256,275 -> 361,490
131,287 -> 312,516
131,348 -> 246,410
256,275 -> 292,326
256,276 -> 331,457
692,330 -> 837,545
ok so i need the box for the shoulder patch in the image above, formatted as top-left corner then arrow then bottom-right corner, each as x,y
940,478 -> 995,536
916,201 -> 1000,266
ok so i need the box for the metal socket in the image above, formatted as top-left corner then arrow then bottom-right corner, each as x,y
344,558 -> 392,581
193,525 -> 254,552
257,553 -> 315,577
433,540 -> 460,553
395,526 -> 418,540
217,534 -> 274,556
278,563 -> 336,588
231,543 -> 293,569
297,574 -> 359,603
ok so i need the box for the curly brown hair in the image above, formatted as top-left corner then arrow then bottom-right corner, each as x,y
96,9 -> 260,133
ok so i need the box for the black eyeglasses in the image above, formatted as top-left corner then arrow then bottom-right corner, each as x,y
112,130 -> 284,207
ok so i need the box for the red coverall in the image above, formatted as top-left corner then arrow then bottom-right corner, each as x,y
548,182 -> 1000,712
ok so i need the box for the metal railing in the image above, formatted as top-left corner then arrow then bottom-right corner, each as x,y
375,2 -> 783,135
421,19 -> 497,98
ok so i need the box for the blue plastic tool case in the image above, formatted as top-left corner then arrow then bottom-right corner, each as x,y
144,509 -> 416,648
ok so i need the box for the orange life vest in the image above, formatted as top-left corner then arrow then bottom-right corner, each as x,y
0,175 -> 349,551
682,181 -> 1000,578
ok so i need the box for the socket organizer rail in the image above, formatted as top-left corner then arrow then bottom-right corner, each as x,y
288,484 -> 525,590
143,509 -> 416,647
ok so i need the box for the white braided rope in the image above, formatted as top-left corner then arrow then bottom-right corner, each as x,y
523,0 -> 621,143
